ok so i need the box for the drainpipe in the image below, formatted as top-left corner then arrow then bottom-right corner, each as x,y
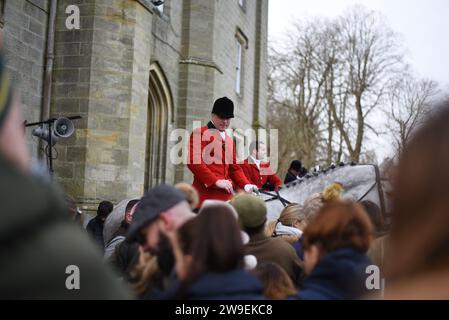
42,0 -> 57,121
39,0 -> 58,157
252,0 -> 262,134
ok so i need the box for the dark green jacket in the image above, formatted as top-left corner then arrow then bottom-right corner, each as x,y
0,153 -> 132,299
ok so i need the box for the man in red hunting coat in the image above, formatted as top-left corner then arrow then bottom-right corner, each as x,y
187,97 -> 258,207
240,141 -> 282,191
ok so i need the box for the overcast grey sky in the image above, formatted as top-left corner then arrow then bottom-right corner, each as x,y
268,0 -> 449,89
268,0 -> 449,161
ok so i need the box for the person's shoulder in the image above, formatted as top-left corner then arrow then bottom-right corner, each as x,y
0,156 -> 68,240
1,220 -> 132,299
44,222 -> 133,299
86,217 -> 101,231
256,235 -> 284,251
86,217 -> 95,227
106,235 -> 126,249
270,236 -> 292,246
270,237 -> 298,255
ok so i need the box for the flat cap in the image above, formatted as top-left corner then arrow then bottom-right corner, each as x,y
127,184 -> 187,242
229,193 -> 267,228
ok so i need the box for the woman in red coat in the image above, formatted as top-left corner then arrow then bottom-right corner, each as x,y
187,97 -> 258,207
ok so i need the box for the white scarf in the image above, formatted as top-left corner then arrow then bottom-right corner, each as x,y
275,223 -> 303,238
249,155 -> 261,170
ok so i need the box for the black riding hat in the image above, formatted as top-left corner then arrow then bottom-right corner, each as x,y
212,97 -> 234,119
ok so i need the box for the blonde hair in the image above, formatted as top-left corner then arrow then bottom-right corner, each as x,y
175,182 -> 199,210
130,251 -> 160,296
265,203 -> 303,243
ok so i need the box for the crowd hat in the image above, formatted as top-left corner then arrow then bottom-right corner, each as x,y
127,184 -> 187,242
229,193 -> 267,228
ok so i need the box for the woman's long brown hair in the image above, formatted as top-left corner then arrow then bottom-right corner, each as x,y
176,203 -> 245,297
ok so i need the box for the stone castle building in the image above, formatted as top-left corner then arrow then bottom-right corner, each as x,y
0,0 -> 269,211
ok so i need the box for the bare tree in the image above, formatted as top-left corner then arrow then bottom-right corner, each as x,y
268,19 -> 331,170
268,5 -> 434,173
325,6 -> 404,162
385,73 -> 439,155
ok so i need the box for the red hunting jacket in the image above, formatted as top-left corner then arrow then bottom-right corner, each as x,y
240,157 -> 282,190
188,122 -> 250,207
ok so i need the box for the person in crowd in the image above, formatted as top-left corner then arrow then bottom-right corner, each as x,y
303,182 -> 344,215
161,202 -> 264,300
86,200 -> 114,249
240,141 -> 282,191
284,160 -> 303,184
230,193 -> 304,285
298,200 -> 374,300
265,203 -> 304,244
126,184 -> 195,298
253,262 -> 297,300
384,99 -> 449,299
131,248 -> 162,298
0,50 -> 130,299
105,199 -> 140,263
175,182 -> 199,211
292,182 -> 344,260
187,97 -> 258,208
201,200 -> 258,271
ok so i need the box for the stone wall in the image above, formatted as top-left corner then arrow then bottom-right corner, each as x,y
51,0 -> 153,211
2,0 -> 49,158
213,0 -> 257,130
150,0 -> 183,186
255,0 -> 269,129
0,0 -> 269,211
175,0 -> 269,181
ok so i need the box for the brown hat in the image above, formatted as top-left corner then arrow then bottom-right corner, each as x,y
230,193 -> 267,228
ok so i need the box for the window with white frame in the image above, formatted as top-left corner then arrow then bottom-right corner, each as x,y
235,41 -> 242,95
235,29 -> 248,96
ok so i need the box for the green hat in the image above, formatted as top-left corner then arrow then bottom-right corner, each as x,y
0,51 -> 13,129
230,193 -> 267,228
